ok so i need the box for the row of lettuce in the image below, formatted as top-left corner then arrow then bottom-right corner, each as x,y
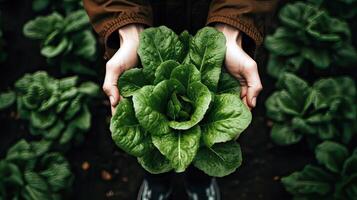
0,1 -> 101,199
264,1 -> 357,199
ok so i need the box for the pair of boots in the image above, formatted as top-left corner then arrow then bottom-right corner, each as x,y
137,167 -> 220,200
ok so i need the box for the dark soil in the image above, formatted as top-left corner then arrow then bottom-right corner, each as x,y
0,1 -> 315,199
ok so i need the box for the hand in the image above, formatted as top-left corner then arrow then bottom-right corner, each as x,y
102,24 -> 144,114
215,23 -> 263,110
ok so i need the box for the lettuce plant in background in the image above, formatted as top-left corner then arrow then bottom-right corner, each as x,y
308,0 -> 357,19
110,26 -> 252,177
0,140 -> 73,200
32,0 -> 82,14
23,10 -> 97,76
264,1 -> 357,79
282,141 -> 357,200
265,73 -> 356,146
0,71 -> 100,151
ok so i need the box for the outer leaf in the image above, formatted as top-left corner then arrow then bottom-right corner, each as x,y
186,27 -> 226,91
73,30 -> 96,58
315,141 -> 349,173
138,26 -> 184,82
39,153 -> 73,192
110,98 -> 152,157
63,10 -> 89,33
41,37 -> 69,58
152,126 -> 201,172
265,92 -> 286,122
78,82 -> 100,97
217,72 -> 241,94
23,12 -> 63,39
138,149 -> 172,174
0,91 -> 16,110
72,105 -> 91,131
119,68 -> 151,97
265,27 -> 299,55
193,141 -> 242,177
201,93 -> 251,147
342,155 -> 357,176
270,124 -> 303,145
281,165 -> 333,197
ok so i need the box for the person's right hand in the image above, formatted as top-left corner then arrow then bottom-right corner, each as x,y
102,24 -> 144,114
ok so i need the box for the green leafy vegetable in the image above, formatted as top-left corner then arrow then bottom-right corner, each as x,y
13,71 -> 99,150
266,73 -> 356,146
32,0 -> 83,14
308,0 -> 357,19
23,11 -> 97,75
282,141 -> 357,200
0,140 -> 73,200
265,2 -> 357,79
110,26 -> 252,176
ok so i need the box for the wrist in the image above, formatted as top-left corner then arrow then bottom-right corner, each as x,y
214,23 -> 242,47
118,24 -> 144,44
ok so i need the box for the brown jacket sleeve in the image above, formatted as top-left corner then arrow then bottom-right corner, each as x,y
83,0 -> 153,58
207,0 -> 278,53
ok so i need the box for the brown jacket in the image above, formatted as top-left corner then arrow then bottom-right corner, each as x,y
83,0 -> 278,59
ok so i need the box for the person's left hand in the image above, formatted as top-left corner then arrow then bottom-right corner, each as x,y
215,23 -> 263,110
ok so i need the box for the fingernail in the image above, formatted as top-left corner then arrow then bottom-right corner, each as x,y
109,96 -> 115,105
251,97 -> 256,107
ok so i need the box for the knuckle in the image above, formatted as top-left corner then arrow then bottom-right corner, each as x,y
102,84 -> 110,93
245,60 -> 258,70
256,84 -> 263,92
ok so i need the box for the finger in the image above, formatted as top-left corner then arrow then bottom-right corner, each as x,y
240,85 -> 248,98
244,63 -> 263,108
103,64 -> 122,107
111,105 -> 116,115
241,96 -> 250,110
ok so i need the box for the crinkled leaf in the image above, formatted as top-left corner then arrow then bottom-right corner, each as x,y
315,141 -> 349,173
154,60 -> 180,84
0,91 -> 16,110
281,165 -> 334,197
39,153 -> 73,192
23,12 -> 63,39
72,105 -> 91,130
63,10 -> 89,33
201,93 -> 251,147
138,149 -> 172,174
110,98 -> 152,157
217,72 -> 241,94
152,126 -> 201,172
138,26 -> 185,82
72,30 -> 96,58
271,124 -> 303,145
186,27 -> 226,91
119,68 -> 151,97
193,141 -> 242,177
78,81 -> 100,97
265,27 -> 299,55
30,111 -> 57,129
133,85 -> 171,136
170,63 -> 201,87
41,37 -> 69,58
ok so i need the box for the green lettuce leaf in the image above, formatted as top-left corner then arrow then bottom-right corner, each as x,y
193,141 -> 242,177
